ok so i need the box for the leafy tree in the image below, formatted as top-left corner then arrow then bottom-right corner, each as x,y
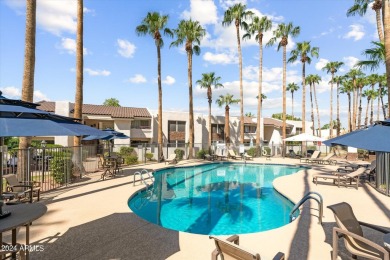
245,112 -> 255,117
103,98 -> 120,107
272,113 -> 301,121
136,12 -> 173,161
171,19 -> 205,158
222,3 -> 253,144
216,94 -> 240,144
345,69 -> 364,130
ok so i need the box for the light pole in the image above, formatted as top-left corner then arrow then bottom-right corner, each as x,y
41,140 -> 46,183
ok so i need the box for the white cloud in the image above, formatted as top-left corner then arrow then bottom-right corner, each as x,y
162,76 -> 176,85
315,58 -> 330,71
344,24 -> 365,41
128,74 -> 147,83
117,39 -> 136,58
33,90 -> 50,102
0,86 -> 49,102
343,56 -> 359,69
84,68 -> 111,76
59,38 -> 88,55
203,51 -> 237,65
181,0 -> 218,25
219,0 -> 247,10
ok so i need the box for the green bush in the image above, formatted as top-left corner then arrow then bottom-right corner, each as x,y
50,157 -> 73,184
247,147 -> 257,157
145,152 -> 154,161
124,155 -> 138,165
174,149 -> 185,160
119,146 -> 134,156
196,149 -> 206,159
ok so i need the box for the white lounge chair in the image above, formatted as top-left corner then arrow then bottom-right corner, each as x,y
312,167 -> 367,189
165,154 -> 177,165
300,150 -> 320,163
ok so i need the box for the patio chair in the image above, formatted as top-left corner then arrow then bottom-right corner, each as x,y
204,154 -> 214,161
300,150 -> 320,163
243,153 -> 253,160
1,242 -> 26,260
327,202 -> 389,260
165,154 -> 177,165
312,167 -> 367,189
209,235 -> 285,260
366,160 -> 376,182
310,153 -> 337,165
228,149 -> 240,160
3,174 -> 41,203
215,150 -> 227,161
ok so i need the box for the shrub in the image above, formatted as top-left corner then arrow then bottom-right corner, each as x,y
196,149 -> 206,159
119,146 -> 135,156
247,147 -> 257,157
124,155 -> 138,165
174,149 -> 185,160
50,157 -> 73,184
145,152 -> 154,161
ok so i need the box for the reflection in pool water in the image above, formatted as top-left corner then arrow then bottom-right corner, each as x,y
128,163 -> 302,235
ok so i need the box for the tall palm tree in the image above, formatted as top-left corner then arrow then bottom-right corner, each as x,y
383,0 -> 390,117
340,79 -> 355,132
363,89 -> 378,125
345,69 -> 364,130
73,0 -> 83,147
216,94 -> 240,144
322,61 -> 344,137
347,0 -> 384,42
355,76 -> 368,128
366,74 -> 380,123
306,74 -> 321,136
18,0 -> 36,179
267,22 -> 300,141
243,15 -> 272,151
286,83 -> 299,118
378,73 -> 387,119
356,41 -> 385,71
362,89 -> 371,126
171,19 -> 205,158
222,3 -> 253,144
288,41 -> 319,134
331,75 -> 345,136
136,12 -> 173,160
196,72 -> 224,150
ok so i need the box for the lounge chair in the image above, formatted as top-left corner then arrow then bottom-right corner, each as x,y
209,235 -> 285,260
300,150 -> 320,163
165,154 -> 177,165
3,174 -> 41,203
204,154 -> 214,161
310,153 -> 337,165
243,153 -> 253,160
366,160 -> 376,181
228,149 -> 240,160
328,202 -> 389,260
215,150 -> 227,161
312,167 -> 367,189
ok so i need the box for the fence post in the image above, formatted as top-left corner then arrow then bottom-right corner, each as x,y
80,145 -> 83,179
27,147 -> 32,183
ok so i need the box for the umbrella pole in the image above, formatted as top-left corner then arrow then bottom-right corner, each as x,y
0,137 -> 11,218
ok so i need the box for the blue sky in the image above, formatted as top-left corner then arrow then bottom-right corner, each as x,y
0,0 -> 385,129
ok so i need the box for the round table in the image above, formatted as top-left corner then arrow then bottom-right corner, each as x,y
0,203 -> 47,259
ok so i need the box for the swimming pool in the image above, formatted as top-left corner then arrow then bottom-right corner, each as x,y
128,163 -> 302,235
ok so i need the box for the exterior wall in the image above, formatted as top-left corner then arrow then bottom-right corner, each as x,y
54,101 -> 73,146
114,120 -> 131,146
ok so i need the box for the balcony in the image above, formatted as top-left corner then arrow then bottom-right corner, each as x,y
131,128 -> 152,139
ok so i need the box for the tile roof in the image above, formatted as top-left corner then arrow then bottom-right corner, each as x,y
263,118 -> 293,128
37,101 -> 151,119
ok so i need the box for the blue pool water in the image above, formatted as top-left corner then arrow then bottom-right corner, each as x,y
128,163 -> 302,235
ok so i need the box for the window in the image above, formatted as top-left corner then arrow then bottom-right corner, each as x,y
132,120 -> 151,129
168,120 -> 186,147
244,125 -> 256,133
296,127 -> 303,135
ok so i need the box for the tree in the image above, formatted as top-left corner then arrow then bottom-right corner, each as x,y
288,41 -> 319,134
222,3 -> 253,144
216,94 -> 240,144
321,121 -> 339,129
171,19 -> 205,158
356,41 -> 385,71
345,69 -> 364,130
73,0 -> 83,147
103,98 -> 120,107
196,72 -> 223,150
136,12 -> 173,160
322,61 -> 344,137
383,0 -> 390,117
331,75 -> 345,136
378,73 -> 387,119
267,22 -> 300,142
272,113 -> 301,121
362,89 -> 377,126
243,15 -> 272,151
245,112 -> 255,117
306,74 -> 321,136
286,82 -> 299,118
366,74 -> 380,124
18,0 -> 36,179
347,0 -> 384,42
340,79 -> 355,132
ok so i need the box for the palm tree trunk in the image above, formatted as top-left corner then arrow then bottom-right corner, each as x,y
383,0 -> 390,117
256,37 -> 263,153
348,93 -> 352,132
309,84 -> 315,135
291,92 -> 294,118
282,46 -> 287,140
375,7 -> 384,42
302,62 -> 306,134
370,94 -> 375,125
157,45 -> 163,161
352,85 -> 357,130
187,51 -> 194,158
377,93 -> 380,120
208,96 -> 212,150
336,83 -> 341,136
379,82 -> 387,118
329,74 -> 334,137
225,106 -> 230,144
236,24 -> 244,144
358,87 -> 363,128
313,83 -> 321,137
365,98 -> 370,126
73,0 -> 83,147
18,0 -> 36,180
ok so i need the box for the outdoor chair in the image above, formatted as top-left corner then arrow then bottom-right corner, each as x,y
101,157 -> 117,180
243,153 -> 253,160
300,150 -> 320,163
328,202 -> 389,260
1,242 -> 26,260
310,153 -> 337,165
209,235 -> 285,260
312,167 -> 367,190
228,149 -> 240,160
165,154 -> 177,165
215,150 -> 227,161
366,160 -> 377,182
3,174 -> 41,203
204,154 -> 214,161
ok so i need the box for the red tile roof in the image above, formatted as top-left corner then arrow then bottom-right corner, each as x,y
37,101 -> 151,119
263,118 -> 293,128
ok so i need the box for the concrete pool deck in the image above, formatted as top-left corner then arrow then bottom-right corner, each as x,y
3,157 -> 389,259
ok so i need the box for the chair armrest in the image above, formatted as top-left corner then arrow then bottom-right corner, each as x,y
358,221 -> 390,234
273,252 -> 285,260
210,235 -> 240,260
12,184 -> 33,189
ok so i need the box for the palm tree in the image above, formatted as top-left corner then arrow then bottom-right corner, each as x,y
222,3 -> 253,144
362,89 -> 371,126
356,41 -> 385,71
363,89 -> 378,125
347,0 -> 384,42
378,74 -> 387,119
345,69 -> 364,130
286,83 -> 299,118
245,112 -> 255,117
216,94 -> 240,144
288,41 -> 319,134
267,22 -> 300,141
171,19 -> 205,158
366,74 -> 380,123
243,15 -> 272,151
340,79 -> 355,132
383,0 -> 390,117
73,0 -> 83,147
322,61 -> 344,137
331,75 -> 345,136
18,0 -> 36,179
136,12 -> 173,160
196,72 -> 223,150
306,74 -> 321,136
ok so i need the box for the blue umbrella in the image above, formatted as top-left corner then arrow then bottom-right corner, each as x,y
82,128 -> 129,141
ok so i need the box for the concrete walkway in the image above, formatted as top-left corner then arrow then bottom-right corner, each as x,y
3,157 -> 389,259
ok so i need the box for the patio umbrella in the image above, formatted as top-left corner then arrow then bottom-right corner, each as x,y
82,128 -> 129,141
283,133 -> 325,142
